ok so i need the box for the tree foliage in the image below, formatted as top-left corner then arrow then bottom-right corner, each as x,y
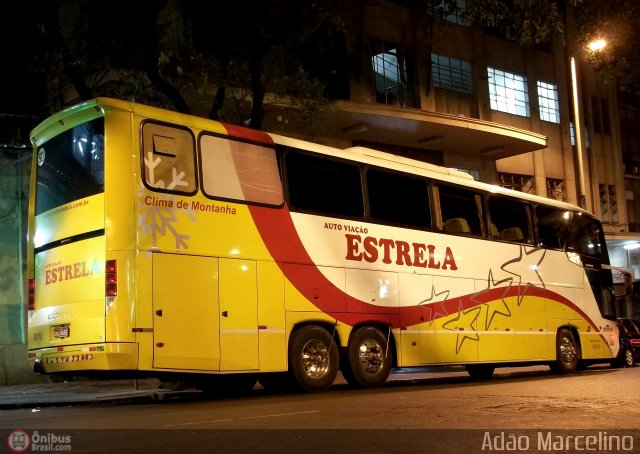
574,0 -> 640,97
33,0 -> 340,132
465,0 -> 567,45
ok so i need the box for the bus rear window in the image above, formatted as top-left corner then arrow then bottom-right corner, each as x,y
35,119 -> 105,215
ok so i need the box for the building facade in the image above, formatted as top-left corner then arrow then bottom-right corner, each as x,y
257,0 -> 640,295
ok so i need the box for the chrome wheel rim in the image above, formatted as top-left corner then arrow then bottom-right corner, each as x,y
301,339 -> 330,379
625,349 -> 634,367
559,335 -> 577,365
357,338 -> 385,375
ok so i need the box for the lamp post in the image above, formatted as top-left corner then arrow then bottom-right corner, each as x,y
570,55 -> 587,209
569,38 -> 607,211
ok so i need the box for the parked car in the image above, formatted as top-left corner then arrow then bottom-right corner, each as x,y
616,318 -> 640,367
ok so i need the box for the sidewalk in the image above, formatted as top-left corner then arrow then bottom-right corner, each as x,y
0,366 -> 551,410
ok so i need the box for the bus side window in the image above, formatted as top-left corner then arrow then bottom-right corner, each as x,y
285,150 -> 364,217
566,213 -> 609,261
436,184 -> 484,236
366,168 -> 431,228
487,196 -> 533,244
535,205 -> 571,249
200,134 -> 283,206
141,122 -> 197,195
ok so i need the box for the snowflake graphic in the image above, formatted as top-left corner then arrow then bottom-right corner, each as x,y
144,151 -> 189,190
138,191 -> 195,250
139,150 -> 196,250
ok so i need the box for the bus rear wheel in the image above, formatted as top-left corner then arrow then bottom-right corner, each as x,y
341,326 -> 392,389
289,325 -> 338,393
554,328 -> 580,373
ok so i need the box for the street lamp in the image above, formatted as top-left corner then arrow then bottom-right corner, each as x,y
587,39 -> 607,52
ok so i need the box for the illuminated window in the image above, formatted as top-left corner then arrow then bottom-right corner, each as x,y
537,81 -> 560,123
487,67 -> 530,117
371,40 -> 416,107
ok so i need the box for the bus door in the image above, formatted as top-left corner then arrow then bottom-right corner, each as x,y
152,253 -> 220,370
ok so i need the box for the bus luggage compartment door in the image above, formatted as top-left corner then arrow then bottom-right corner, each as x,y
152,253 -> 220,370
219,258 -> 259,371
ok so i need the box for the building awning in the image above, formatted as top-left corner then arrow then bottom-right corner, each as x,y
320,100 -> 547,160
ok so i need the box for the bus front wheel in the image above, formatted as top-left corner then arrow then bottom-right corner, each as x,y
342,326 -> 392,389
624,348 -> 636,367
289,325 -> 339,393
553,328 -> 580,373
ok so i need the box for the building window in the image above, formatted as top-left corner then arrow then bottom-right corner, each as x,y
498,172 -> 534,194
599,184 -> 618,223
443,0 -> 467,25
431,54 -> 473,94
487,67 -> 530,117
537,81 -> 560,123
371,40 -> 416,107
570,122 -> 576,146
450,167 -> 480,181
547,178 -> 565,201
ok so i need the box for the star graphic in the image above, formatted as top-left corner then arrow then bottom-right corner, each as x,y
418,285 -> 450,325
442,300 -> 482,354
471,269 -> 513,331
500,245 -> 546,306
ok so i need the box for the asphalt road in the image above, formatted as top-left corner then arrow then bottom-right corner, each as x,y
2,366 -> 639,453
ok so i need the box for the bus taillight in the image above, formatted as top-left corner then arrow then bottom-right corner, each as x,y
27,278 -> 35,311
105,260 -> 117,297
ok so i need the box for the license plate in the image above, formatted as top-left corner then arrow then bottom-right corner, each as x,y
52,325 -> 70,339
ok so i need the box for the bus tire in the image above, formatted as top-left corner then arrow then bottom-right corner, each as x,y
288,325 -> 338,393
465,364 -> 495,380
342,326 -> 392,389
554,328 -> 580,373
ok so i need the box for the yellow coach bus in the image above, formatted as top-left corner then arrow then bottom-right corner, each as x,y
26,98 -> 620,392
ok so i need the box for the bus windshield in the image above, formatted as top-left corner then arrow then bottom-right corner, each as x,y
35,118 -> 105,215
